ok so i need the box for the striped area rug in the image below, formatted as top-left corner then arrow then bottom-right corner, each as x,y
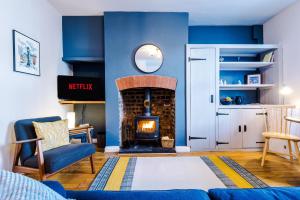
89,156 -> 268,191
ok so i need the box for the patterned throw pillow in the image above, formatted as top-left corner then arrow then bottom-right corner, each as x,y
0,170 -> 66,200
33,120 -> 70,151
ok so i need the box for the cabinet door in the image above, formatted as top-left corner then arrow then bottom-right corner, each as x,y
188,48 -> 216,151
217,109 -> 243,149
242,109 -> 265,148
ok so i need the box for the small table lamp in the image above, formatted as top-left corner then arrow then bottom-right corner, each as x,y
67,112 -> 76,129
279,85 -> 293,104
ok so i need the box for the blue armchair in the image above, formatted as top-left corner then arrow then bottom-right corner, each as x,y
13,116 -> 96,180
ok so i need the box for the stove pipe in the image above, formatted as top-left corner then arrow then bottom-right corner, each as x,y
144,89 -> 151,116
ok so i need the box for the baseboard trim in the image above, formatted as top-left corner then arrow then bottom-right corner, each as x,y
175,146 -> 191,153
105,146 -> 120,153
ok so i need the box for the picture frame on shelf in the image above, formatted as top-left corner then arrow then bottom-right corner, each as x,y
247,74 -> 261,85
13,30 -> 40,76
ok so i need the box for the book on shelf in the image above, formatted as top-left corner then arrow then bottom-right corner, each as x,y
262,51 -> 275,62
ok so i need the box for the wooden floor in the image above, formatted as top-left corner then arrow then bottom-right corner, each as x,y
41,151 -> 300,190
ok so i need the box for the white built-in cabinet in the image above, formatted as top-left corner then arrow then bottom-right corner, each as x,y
186,44 -> 281,151
217,109 -> 265,149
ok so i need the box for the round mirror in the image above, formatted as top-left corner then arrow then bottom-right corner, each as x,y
135,44 -> 163,73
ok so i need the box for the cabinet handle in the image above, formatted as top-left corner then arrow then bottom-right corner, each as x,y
189,136 -> 207,140
210,95 -> 214,103
189,57 -> 207,62
256,113 -> 267,116
256,142 -> 265,144
244,125 -> 247,132
216,141 -> 229,145
216,112 -> 229,116
239,125 -> 242,132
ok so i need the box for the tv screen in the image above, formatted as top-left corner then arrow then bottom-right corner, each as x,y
57,75 -> 104,100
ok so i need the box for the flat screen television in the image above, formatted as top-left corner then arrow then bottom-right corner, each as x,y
57,75 -> 104,100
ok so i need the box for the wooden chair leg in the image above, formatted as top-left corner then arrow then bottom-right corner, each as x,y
36,140 -> 46,180
261,138 -> 269,167
90,155 -> 95,174
12,144 -> 22,172
288,140 -> 294,161
294,141 -> 300,160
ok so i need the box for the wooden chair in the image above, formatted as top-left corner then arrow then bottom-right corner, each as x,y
261,106 -> 300,167
13,116 -> 96,180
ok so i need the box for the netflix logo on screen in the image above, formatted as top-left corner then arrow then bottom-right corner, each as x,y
57,75 -> 104,100
68,83 -> 93,90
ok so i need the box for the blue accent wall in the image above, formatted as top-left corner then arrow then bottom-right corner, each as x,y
189,25 -> 263,44
62,16 -> 104,61
104,12 -> 188,146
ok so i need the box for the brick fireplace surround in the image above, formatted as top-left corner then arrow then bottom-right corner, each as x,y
116,75 -> 177,149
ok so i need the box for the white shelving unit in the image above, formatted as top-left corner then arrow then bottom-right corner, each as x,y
218,44 -> 280,106
186,44 -> 281,151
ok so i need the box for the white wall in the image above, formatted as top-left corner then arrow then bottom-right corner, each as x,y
264,1 -> 300,106
0,0 -> 72,170
264,1 -> 300,155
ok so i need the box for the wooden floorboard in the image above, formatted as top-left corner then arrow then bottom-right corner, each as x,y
32,151 -> 300,190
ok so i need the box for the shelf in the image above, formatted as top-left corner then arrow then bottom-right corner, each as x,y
218,104 -> 295,109
219,84 -> 275,90
59,100 -> 105,104
220,62 -> 274,71
219,44 -> 278,57
62,57 -> 104,64
218,104 -> 266,109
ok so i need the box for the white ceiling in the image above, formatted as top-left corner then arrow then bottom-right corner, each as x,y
48,0 -> 297,25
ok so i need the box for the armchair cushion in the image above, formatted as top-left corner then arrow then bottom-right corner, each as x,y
33,120 -> 70,151
23,143 -> 96,173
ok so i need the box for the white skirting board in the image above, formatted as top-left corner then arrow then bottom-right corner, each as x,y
105,146 -> 120,152
175,146 -> 191,152
104,146 -> 191,153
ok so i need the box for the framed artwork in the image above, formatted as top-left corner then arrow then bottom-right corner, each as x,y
247,74 -> 261,85
13,30 -> 40,76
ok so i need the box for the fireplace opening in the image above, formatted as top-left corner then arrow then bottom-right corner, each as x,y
137,120 -> 156,133
134,89 -> 160,143
119,87 -> 175,153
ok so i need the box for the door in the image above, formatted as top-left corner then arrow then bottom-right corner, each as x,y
217,109 -> 243,149
242,109 -> 265,148
188,48 -> 216,151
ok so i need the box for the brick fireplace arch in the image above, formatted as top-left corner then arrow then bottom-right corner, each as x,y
116,75 -> 177,91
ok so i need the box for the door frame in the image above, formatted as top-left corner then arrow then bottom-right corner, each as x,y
186,44 -> 220,150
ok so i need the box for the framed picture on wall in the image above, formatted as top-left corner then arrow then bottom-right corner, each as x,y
13,30 -> 40,76
247,74 -> 261,85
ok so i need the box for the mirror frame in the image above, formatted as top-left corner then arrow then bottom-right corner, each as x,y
134,44 -> 163,73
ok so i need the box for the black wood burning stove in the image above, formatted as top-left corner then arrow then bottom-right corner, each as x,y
134,89 -> 160,142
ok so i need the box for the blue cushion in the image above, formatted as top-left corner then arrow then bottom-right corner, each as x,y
70,133 -> 87,143
42,181 -> 67,198
209,187 -> 300,200
14,116 -> 62,163
23,143 -> 96,173
43,181 -> 209,200
66,190 -> 210,200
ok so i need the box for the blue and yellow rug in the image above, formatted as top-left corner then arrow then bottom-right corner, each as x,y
89,156 -> 268,191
